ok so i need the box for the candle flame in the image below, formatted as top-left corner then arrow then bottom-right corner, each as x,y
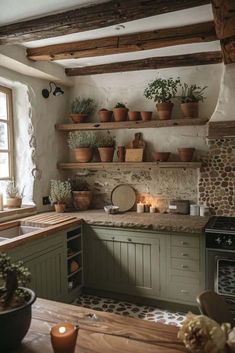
59,326 -> 66,334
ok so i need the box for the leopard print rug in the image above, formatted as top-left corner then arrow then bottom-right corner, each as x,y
75,294 -> 185,326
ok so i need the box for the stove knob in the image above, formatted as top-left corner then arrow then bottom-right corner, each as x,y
226,238 -> 233,247
215,236 -> 222,244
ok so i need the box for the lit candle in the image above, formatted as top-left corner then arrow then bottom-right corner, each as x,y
137,202 -> 144,213
144,204 -> 150,212
0,193 -> 3,211
50,322 -> 79,353
150,206 -> 156,213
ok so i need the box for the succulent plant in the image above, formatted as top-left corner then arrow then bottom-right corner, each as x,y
180,83 -> 207,103
49,180 -> 71,204
67,131 -> 97,149
70,97 -> 96,115
6,180 -> 23,198
144,77 -> 180,103
96,132 -> 115,148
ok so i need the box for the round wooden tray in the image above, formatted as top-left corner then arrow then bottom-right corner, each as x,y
111,184 -> 136,212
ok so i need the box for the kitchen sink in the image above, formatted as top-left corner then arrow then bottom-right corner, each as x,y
0,225 -> 43,239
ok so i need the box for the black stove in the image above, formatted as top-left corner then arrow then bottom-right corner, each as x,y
205,216 -> 235,250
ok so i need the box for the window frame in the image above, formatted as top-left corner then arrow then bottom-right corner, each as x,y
0,85 -> 14,180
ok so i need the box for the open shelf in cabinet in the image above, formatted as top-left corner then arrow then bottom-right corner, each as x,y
55,118 -> 208,131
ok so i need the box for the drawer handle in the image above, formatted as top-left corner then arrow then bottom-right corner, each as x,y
181,241 -> 188,245
112,236 -> 115,240
180,289 -> 188,294
181,264 -> 188,269
128,238 -> 132,242
181,253 -> 188,257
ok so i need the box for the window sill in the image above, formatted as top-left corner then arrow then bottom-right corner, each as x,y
0,205 -> 37,223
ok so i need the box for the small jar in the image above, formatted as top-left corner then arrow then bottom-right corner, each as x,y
190,204 -> 200,216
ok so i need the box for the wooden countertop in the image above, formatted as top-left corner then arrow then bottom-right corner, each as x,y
17,298 -> 186,353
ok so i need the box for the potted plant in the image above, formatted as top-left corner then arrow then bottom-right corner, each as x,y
70,178 -> 92,211
144,77 -> 180,120
49,179 -> 71,212
98,108 -> 113,122
97,132 -> 115,162
70,97 -> 96,123
67,131 -> 96,162
6,180 -> 23,208
113,102 -> 128,122
180,83 -> 207,118
0,253 -> 36,352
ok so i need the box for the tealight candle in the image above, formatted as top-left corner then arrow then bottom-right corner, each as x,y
137,202 -> 144,213
0,193 -> 3,211
50,322 -> 79,353
150,206 -> 156,213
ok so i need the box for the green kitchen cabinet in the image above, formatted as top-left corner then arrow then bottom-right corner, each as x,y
84,225 -> 163,298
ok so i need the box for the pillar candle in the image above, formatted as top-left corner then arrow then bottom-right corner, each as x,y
150,206 -> 156,213
0,193 -> 3,211
50,322 -> 79,353
137,203 -> 144,213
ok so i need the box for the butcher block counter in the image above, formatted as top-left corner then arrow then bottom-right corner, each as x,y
17,298 -> 187,353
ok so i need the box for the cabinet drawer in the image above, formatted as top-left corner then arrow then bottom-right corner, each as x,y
172,258 -> 199,272
171,246 -> 199,260
167,279 -> 200,303
171,235 -> 199,248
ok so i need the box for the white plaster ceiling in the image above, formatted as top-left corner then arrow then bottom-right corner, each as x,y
0,1 -> 219,70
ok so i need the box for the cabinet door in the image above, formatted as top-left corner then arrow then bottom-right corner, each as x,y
84,226 -> 160,298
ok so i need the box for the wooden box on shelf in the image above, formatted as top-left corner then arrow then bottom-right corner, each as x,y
125,148 -> 144,162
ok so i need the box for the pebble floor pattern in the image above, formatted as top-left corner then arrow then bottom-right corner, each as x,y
75,294 -> 186,326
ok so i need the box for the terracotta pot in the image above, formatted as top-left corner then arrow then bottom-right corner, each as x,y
181,102 -> 199,118
128,111 -> 140,121
74,148 -> 93,163
98,147 -> 114,162
140,111 -> 152,121
113,108 -> 128,122
98,110 -> 113,122
152,152 -> 171,162
72,191 -> 92,211
178,148 -> 195,162
156,102 -> 174,120
54,203 -> 66,213
6,197 -> 22,208
70,113 -> 87,123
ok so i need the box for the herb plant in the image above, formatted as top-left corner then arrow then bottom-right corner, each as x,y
114,102 -> 127,109
49,180 -> 71,204
6,180 -> 23,198
67,131 -> 97,149
71,98 -> 96,115
144,77 -> 180,103
180,83 -> 207,103
69,178 -> 89,191
96,132 -> 115,148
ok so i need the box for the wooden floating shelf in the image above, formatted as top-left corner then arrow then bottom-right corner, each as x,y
55,118 -> 208,131
58,162 -> 202,170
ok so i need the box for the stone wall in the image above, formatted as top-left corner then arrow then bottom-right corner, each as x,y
199,138 -> 235,216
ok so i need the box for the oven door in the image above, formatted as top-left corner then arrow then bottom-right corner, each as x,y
215,256 -> 235,298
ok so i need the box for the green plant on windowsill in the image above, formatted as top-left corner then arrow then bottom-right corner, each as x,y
6,179 -> 24,208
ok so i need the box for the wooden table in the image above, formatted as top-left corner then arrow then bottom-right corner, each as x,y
15,298 -> 187,353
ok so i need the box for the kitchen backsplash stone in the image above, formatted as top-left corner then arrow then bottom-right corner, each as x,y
199,138 -> 235,216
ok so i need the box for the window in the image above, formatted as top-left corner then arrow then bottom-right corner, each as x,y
0,85 -> 14,180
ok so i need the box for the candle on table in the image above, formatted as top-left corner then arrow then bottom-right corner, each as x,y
137,203 -> 144,213
50,322 -> 79,353
144,204 -> 150,212
150,206 -> 156,213
0,193 -> 3,211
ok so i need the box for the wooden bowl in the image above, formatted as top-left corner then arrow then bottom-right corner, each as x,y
152,152 -> 171,162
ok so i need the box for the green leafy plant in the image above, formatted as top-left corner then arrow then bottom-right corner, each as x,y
0,253 -> 31,310
67,131 -> 97,149
144,77 -> 180,103
114,102 -> 127,109
49,180 -> 71,204
96,132 -> 115,148
70,98 -> 96,115
6,180 -> 23,198
69,178 -> 89,191
180,83 -> 207,103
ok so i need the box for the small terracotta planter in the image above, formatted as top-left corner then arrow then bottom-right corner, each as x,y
98,109 -> 113,122
113,108 -> 128,122
181,102 -> 199,118
54,203 -> 66,213
128,111 -> 140,121
6,197 -> 22,208
140,111 -> 152,121
74,148 -> 93,163
178,148 -> 195,162
156,102 -> 174,120
70,113 -> 87,123
98,147 -> 114,162
152,152 -> 171,162
72,191 -> 92,211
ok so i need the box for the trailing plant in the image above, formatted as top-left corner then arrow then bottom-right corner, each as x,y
144,77 -> 180,103
49,180 -> 71,204
69,178 -> 90,191
96,132 -> 115,148
0,253 -> 31,311
6,180 -> 23,198
70,97 -> 96,115
114,102 -> 127,109
180,83 -> 207,103
67,131 -> 97,149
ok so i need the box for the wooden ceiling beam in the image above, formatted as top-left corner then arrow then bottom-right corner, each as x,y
211,0 -> 235,63
27,21 -> 216,61
65,51 -> 222,76
0,0 -> 210,44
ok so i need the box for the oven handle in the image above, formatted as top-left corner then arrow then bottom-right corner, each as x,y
214,256 -> 235,297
